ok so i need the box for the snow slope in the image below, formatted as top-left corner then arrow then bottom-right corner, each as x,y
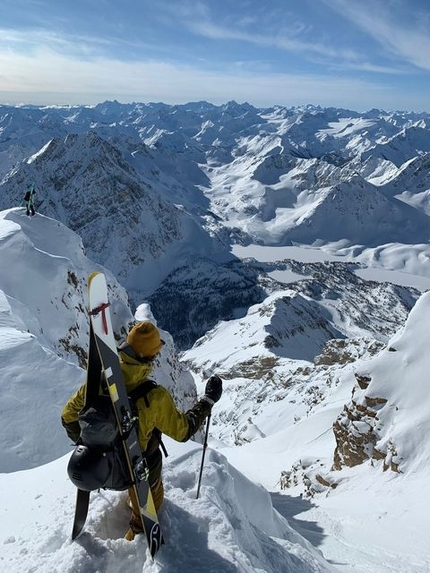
0,440 -> 335,573
0,208 -> 129,472
2,282 -> 429,572
0,209 -> 194,473
211,291 -> 430,573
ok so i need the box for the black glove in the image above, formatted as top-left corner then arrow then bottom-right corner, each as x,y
203,375 -> 222,405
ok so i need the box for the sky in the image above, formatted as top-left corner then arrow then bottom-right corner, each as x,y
0,0 -> 430,111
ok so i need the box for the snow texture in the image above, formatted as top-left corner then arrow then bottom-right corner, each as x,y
2,101 -> 430,572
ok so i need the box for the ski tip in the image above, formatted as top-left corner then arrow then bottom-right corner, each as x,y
88,271 -> 101,284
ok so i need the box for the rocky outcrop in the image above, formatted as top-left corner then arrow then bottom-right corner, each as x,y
279,459 -> 340,498
332,372 -> 400,472
314,338 -> 384,366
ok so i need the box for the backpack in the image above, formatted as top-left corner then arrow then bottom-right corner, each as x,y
24,191 -> 31,202
67,380 -> 158,492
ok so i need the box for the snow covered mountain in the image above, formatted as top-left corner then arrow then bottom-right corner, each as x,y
1,101 -> 430,291
1,100 -> 430,571
0,130 -> 231,298
0,209 -> 196,473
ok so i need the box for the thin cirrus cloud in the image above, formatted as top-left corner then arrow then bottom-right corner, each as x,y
163,2 -> 368,69
164,1 -> 413,71
322,0 -> 430,71
0,45 -> 400,111
186,19 -> 361,64
0,0 -> 429,110
0,28 -> 113,59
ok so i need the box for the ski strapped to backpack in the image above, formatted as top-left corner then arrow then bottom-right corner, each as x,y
68,272 -> 164,556
68,380 -> 159,491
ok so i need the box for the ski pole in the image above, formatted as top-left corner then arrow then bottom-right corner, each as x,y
196,412 -> 211,499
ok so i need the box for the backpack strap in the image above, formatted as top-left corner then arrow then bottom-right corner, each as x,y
128,379 -> 158,408
128,380 -> 168,458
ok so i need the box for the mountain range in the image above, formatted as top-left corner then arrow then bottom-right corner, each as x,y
1,100 -> 430,572
1,100 -> 430,346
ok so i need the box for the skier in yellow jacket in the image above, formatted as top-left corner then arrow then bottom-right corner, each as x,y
61,321 -> 222,540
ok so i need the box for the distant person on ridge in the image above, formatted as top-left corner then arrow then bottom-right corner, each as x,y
61,321 -> 222,541
23,183 -> 36,216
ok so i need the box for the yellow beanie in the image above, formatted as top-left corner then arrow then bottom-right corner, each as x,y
127,322 -> 163,357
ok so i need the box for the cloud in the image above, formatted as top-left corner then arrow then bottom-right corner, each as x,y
0,16 -> 427,112
322,0 -> 430,71
159,2 -> 407,75
187,19 -> 356,61
0,43 -> 422,111
0,27 -> 112,59
173,6 -> 363,64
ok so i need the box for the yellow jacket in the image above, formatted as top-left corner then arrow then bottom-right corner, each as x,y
61,351 -> 209,452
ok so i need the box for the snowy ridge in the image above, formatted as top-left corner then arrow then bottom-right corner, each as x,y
0,210 -> 195,473
0,444 -> 334,573
0,208 -> 129,358
0,209 -> 131,471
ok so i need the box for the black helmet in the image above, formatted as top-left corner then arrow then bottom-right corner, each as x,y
67,445 -> 110,491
